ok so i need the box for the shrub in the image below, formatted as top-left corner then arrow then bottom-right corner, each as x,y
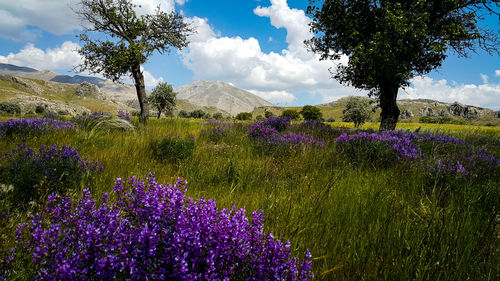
150,135 -> 195,163
0,143 -> 103,209
0,118 -> 76,138
264,110 -> 274,118
35,105 -> 46,114
199,126 -> 229,143
0,102 -> 21,115
212,112 -> 224,120
178,110 -> 190,118
300,105 -> 322,121
190,109 -> 207,119
281,109 -> 301,120
342,96 -> 372,128
236,112 -> 252,120
4,175 -> 313,280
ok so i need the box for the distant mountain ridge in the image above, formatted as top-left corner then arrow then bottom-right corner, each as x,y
175,81 -> 274,116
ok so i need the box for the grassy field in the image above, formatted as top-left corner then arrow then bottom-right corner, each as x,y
0,116 -> 498,280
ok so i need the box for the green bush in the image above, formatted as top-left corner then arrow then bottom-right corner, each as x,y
235,112 -> 252,120
342,96 -> 372,128
300,105 -> 322,121
281,109 -> 301,120
178,110 -> 190,118
212,112 -> 224,120
189,109 -> 207,119
35,105 -> 46,114
150,135 -> 195,163
264,110 -> 274,118
0,102 -> 21,115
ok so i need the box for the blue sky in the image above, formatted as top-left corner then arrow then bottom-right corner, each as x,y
0,0 -> 499,109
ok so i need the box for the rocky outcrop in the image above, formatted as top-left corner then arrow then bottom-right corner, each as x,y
75,82 -> 105,100
419,107 -> 435,117
447,102 -> 482,119
5,95 -> 91,116
400,109 -> 413,119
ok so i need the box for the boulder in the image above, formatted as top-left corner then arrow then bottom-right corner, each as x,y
419,107 -> 435,117
74,82 -> 105,99
448,102 -> 480,119
5,95 -> 91,116
400,109 -> 414,119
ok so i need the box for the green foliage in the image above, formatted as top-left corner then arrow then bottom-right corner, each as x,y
35,105 -> 46,114
178,110 -> 190,118
150,135 -> 195,163
75,0 -> 193,124
307,0 -> 499,129
342,96 -> 373,128
0,102 -> 21,115
300,105 -> 322,121
148,82 -> 176,119
235,112 -> 252,120
281,109 -> 301,120
212,112 -> 224,120
419,116 -> 470,125
189,109 -> 207,119
264,110 -> 274,118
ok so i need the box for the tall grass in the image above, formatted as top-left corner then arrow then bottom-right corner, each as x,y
0,117 -> 498,280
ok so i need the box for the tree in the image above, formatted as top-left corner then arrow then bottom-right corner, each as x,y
306,0 -> 499,130
148,82 -> 176,119
74,0 -> 192,124
342,96 -> 373,128
281,109 -> 301,120
235,112 -> 253,120
300,105 -> 323,121
189,109 -> 207,119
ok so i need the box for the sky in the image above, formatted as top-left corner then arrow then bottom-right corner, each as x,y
0,0 -> 499,109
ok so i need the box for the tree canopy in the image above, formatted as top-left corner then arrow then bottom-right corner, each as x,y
300,105 -> 323,121
74,0 -> 192,124
342,96 -> 373,128
306,0 -> 499,130
149,82 -> 177,119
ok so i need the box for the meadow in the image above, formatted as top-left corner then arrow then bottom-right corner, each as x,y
0,114 -> 498,280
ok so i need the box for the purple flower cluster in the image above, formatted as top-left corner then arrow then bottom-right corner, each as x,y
247,123 -> 324,149
426,158 -> 470,177
0,118 -> 76,137
336,131 -> 422,160
0,143 -> 103,208
260,116 -> 291,132
9,175 -> 313,280
117,110 -> 131,121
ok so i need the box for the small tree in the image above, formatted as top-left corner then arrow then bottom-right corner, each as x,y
178,110 -> 190,118
281,109 -> 301,120
74,0 -> 192,124
190,109 -> 207,119
149,82 -> 176,119
236,112 -> 253,121
300,105 -> 323,121
342,96 -> 373,128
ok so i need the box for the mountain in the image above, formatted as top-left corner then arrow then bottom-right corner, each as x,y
175,81 -> 274,116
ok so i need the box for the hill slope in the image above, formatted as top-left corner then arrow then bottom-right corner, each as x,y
175,81 -> 274,116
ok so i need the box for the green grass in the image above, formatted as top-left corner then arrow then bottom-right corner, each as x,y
0,117 -> 498,280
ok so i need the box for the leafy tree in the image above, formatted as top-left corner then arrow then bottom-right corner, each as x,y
236,112 -> 253,120
178,110 -> 190,118
148,82 -> 176,119
342,96 -> 373,128
300,105 -> 323,121
306,0 -> 499,130
281,109 -> 301,120
189,109 -> 207,119
213,112 -> 224,120
74,0 -> 192,124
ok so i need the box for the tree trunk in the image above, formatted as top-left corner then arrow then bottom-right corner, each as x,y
157,110 -> 161,119
379,83 -> 400,131
131,63 -> 148,124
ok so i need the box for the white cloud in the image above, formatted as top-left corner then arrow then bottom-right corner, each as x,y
0,41 -> 82,71
0,0 -> 188,40
496,70 -> 500,77
400,76 -> 500,110
247,89 -> 296,104
480,73 -> 488,84
182,1 -> 355,105
142,68 -> 164,87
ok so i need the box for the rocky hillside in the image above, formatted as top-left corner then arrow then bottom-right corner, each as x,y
175,81 -> 274,116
